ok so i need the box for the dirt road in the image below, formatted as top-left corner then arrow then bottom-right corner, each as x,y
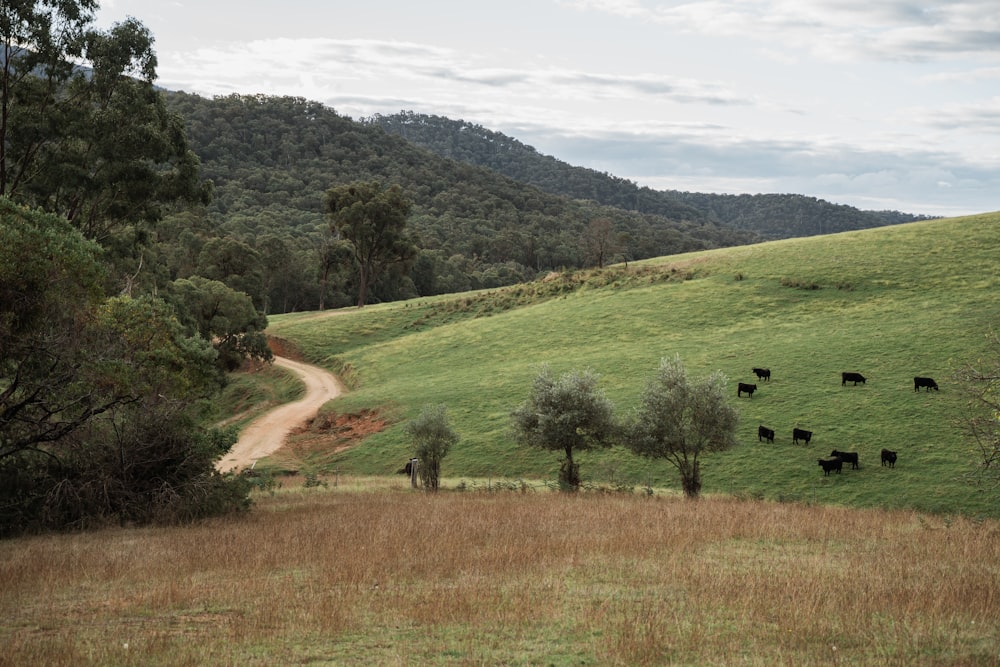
216,356 -> 344,473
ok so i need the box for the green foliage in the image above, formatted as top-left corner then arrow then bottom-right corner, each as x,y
267,213 -> 1000,517
165,275 -> 272,371
624,355 -> 740,498
510,366 -> 616,490
366,111 -> 934,238
325,181 -> 417,307
0,199 -> 250,536
404,404 -> 458,492
159,93 -> 759,312
0,5 -> 208,245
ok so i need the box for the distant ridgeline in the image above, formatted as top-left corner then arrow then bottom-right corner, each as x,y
364,111 -> 936,240
159,93 -> 931,313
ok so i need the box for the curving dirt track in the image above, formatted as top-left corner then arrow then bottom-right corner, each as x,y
216,356 -> 344,473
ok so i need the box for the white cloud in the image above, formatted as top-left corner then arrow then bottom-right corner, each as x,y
565,0 -> 1000,62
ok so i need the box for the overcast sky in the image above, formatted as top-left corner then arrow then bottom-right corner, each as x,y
95,1 -> 1000,217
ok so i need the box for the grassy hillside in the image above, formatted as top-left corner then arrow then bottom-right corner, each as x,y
266,212 -> 1000,517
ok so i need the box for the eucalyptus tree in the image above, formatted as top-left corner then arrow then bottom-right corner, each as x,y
0,0 -> 209,248
325,181 -> 416,307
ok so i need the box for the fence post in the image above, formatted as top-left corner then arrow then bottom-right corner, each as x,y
409,458 -> 419,489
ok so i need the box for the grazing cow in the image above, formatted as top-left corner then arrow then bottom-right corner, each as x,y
737,382 -> 757,398
842,372 -> 866,386
914,376 -> 939,392
753,367 -> 771,381
830,450 -> 859,469
758,425 -> 775,443
818,458 -> 843,476
881,449 -> 897,468
397,459 -> 417,476
793,428 -> 813,445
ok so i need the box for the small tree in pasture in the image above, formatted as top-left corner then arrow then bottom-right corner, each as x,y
404,404 -> 457,492
955,331 -> 1000,487
510,365 -> 616,491
624,355 -> 739,498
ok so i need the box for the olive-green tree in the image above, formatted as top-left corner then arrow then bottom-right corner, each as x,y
624,355 -> 739,498
511,365 -> 616,491
325,181 -> 416,307
404,405 -> 458,492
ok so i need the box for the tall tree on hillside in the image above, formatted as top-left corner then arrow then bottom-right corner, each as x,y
511,366 -> 617,491
0,2 -> 209,247
623,356 -> 739,498
581,218 -> 622,269
325,181 -> 416,307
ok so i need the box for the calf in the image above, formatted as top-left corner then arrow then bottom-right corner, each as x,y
914,376 -> 939,392
830,450 -> 859,469
842,372 -> 866,386
881,449 -> 897,468
737,382 -> 757,398
758,425 -> 775,443
793,428 -> 812,445
818,457 -> 843,476
752,367 -> 771,381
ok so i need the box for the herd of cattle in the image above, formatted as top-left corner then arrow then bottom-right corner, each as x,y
741,367 -> 937,476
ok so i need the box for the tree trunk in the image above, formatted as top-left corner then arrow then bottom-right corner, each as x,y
679,459 -> 701,499
560,447 -> 580,491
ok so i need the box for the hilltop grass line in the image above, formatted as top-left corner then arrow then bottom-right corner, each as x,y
266,213 -> 1000,517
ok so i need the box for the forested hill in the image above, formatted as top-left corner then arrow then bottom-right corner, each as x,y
364,111 -> 934,239
161,93 -> 757,311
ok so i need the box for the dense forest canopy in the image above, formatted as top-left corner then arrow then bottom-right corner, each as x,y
364,111 -> 935,240
160,92 -> 761,312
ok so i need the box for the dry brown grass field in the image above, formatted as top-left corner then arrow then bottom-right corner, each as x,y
2,479 -> 999,666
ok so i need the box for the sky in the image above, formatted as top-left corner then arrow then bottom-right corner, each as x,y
94,1 -> 1000,217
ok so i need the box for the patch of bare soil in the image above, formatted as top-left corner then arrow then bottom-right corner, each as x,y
266,336 -> 304,361
287,408 -> 390,457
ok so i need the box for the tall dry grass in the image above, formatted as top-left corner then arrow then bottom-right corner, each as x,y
2,482 -> 999,665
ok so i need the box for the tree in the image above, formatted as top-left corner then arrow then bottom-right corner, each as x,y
955,331 -> 1000,487
624,356 -> 739,498
511,365 -> 616,491
0,199 -> 250,535
581,218 -> 622,269
0,3 -> 209,245
325,181 -> 416,307
404,404 -> 458,492
165,276 -> 272,371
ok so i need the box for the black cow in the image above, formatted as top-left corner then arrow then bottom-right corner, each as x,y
753,367 -> 771,381
831,450 -> 859,469
881,449 -> 897,468
397,459 -> 417,475
758,425 -> 775,443
842,372 -> 866,386
818,458 -> 843,476
793,428 -> 812,445
914,376 -> 939,392
737,382 -> 757,398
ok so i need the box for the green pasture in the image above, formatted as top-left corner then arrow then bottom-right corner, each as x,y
266,213 -> 1000,517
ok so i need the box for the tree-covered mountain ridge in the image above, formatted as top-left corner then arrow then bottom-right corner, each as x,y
364,111 -> 935,239
159,93 -> 930,314
161,92 -> 758,312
